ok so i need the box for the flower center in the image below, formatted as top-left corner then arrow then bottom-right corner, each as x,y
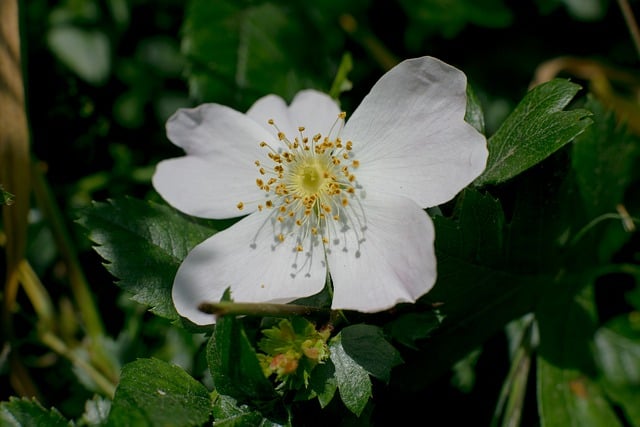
238,112 -> 366,258
299,163 -> 324,195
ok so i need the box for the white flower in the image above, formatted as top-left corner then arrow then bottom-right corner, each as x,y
153,56 -> 488,325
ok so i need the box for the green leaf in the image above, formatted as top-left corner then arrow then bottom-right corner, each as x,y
341,324 -> 403,383
475,79 -> 592,186
328,52 -> 354,100
0,184 -> 14,206
47,26 -> 111,85
505,156 -> 582,273
433,188 -> 505,267
206,313 -> 277,402
329,333 -> 372,416
392,188 -> 542,388
594,316 -> 640,425
536,280 -> 623,427
399,0 -> 512,42
107,358 -> 211,427
465,84 -> 486,135
0,397 -> 70,427
77,197 -> 214,321
182,0 -> 326,107
385,311 -> 442,350
572,97 -> 640,216
212,394 -> 288,427
308,359 -> 338,408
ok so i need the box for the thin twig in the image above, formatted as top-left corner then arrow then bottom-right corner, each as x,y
199,301 -> 330,318
617,0 -> 640,59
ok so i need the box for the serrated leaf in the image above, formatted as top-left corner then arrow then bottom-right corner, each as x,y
393,188 -> 542,388
475,79 -> 592,186
341,324 -> 403,383
536,280 -> 623,427
399,0 -> 512,41
107,358 -> 211,427
465,84 -> 485,134
206,314 -> 277,402
385,311 -> 442,350
183,0 -> 324,107
212,394 -> 287,427
572,97 -> 640,216
308,359 -> 338,408
329,333 -> 372,416
77,197 -> 214,320
433,188 -> 505,267
0,397 -> 70,427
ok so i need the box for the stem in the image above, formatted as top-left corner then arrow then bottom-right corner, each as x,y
1,0 -> 36,398
199,301 -> 331,318
18,260 -> 56,327
491,317 -> 535,427
31,161 -> 118,382
569,211 -> 639,246
328,52 -> 353,100
40,331 -> 117,398
338,14 -> 399,71
617,0 -> 640,59
31,162 -> 105,338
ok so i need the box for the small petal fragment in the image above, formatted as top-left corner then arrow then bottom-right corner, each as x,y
172,212 -> 327,325
326,193 -> 436,313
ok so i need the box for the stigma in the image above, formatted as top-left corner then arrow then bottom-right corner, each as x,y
239,112 -> 365,255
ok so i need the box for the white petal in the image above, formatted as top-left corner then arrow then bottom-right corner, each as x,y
326,193 -> 436,313
246,94 -> 295,139
153,156 -> 263,218
344,56 -> 488,207
246,90 -> 342,140
155,103 -> 278,218
166,103 -> 272,156
172,211 -> 328,325
289,90 -> 342,137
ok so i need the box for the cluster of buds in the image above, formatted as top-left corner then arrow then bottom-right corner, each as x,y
257,317 -> 332,388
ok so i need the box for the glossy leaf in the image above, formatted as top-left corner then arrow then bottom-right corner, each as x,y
206,313 -> 277,402
329,334 -> 372,416
465,84 -> 486,134
476,79 -> 592,186
385,311 -> 442,350
77,197 -> 214,321
212,394 -> 289,427
182,0 -> 326,108
341,324 -> 403,383
0,398 -> 69,427
572,97 -> 640,216
107,358 -> 212,427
